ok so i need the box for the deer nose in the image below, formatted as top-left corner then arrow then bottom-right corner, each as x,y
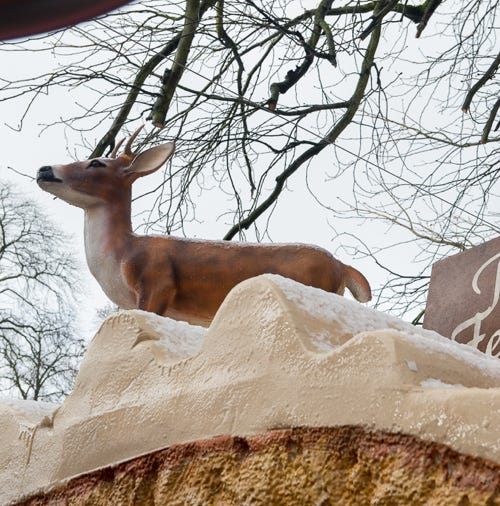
37,166 -> 52,177
37,166 -> 62,183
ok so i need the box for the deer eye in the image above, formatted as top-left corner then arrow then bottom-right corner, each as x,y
87,159 -> 106,168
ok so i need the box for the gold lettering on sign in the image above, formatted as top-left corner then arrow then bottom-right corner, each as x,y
451,251 -> 500,357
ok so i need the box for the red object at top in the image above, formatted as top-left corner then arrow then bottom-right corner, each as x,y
0,0 -> 133,40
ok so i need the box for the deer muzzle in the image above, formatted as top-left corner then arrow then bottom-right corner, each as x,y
37,166 -> 62,184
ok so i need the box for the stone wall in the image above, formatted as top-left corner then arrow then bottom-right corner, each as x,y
16,427 -> 500,505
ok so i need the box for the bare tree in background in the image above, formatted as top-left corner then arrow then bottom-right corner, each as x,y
0,0 -> 498,321
0,183 -> 84,401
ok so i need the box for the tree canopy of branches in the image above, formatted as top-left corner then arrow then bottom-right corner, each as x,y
0,0 -> 498,320
0,183 -> 84,401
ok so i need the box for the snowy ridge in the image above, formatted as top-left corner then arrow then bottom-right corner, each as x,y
272,274 -> 500,377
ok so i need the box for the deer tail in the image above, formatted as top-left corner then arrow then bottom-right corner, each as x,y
343,264 -> 372,302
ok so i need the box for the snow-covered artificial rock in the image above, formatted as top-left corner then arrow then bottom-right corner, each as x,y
1,274 -> 499,504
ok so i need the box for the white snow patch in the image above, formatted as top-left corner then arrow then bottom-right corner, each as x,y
309,330 -> 337,352
421,378 -> 465,389
135,310 -> 206,357
0,398 -> 58,420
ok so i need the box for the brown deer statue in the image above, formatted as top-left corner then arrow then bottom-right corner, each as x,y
36,128 -> 371,326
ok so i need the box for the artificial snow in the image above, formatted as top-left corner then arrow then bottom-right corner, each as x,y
0,398 -> 58,421
420,378 -> 465,389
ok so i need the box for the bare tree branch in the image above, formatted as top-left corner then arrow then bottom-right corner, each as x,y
224,12 -> 382,239
462,51 -> 500,113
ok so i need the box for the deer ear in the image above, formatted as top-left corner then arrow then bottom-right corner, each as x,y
127,142 -> 175,178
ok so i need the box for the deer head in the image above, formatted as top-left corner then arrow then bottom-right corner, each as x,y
36,127 -> 175,209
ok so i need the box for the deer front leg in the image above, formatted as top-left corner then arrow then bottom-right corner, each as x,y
137,283 -> 177,316
122,257 -> 177,316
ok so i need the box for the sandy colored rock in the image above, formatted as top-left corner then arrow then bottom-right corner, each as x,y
13,427 -> 500,506
1,274 -> 500,504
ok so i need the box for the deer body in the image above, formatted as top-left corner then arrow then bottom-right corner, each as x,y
37,130 -> 371,326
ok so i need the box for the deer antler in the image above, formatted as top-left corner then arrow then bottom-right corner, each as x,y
109,137 -> 125,158
122,125 -> 145,159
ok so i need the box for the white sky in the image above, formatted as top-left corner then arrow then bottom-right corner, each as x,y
1,3 -> 494,339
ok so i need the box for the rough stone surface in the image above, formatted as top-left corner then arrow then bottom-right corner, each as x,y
1,275 -> 500,504
14,427 -> 500,506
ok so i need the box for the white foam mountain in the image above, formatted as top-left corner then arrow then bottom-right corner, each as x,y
1,275 -> 499,504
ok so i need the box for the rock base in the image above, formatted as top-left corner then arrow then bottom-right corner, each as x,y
15,426 -> 500,506
3,275 -> 500,504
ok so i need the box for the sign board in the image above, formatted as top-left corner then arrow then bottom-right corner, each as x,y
423,236 -> 500,358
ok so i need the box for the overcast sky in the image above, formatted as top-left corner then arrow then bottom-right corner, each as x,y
1,2 -> 496,340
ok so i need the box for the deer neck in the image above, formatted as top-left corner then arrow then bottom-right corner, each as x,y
84,199 -> 133,265
83,198 -> 139,309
